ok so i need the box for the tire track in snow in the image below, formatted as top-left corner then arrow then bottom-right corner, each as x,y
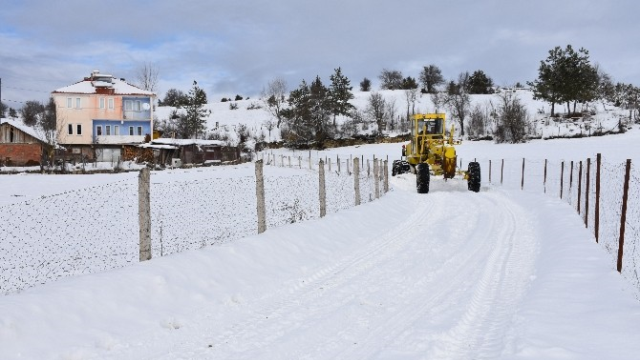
150,194 -> 441,359
333,190 -> 514,359
423,191 -> 538,360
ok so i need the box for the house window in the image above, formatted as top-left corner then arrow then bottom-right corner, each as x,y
134,101 -> 141,111
96,126 -> 102,136
129,126 -> 134,136
106,125 -> 111,135
99,97 -> 105,109
76,124 -> 82,135
67,98 -> 72,108
137,126 -> 143,136
114,126 -> 119,135
124,100 -> 132,111
108,98 -> 114,110
76,98 -> 81,109
68,124 -> 73,135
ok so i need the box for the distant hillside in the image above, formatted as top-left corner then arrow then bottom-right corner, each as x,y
155,88 -> 631,145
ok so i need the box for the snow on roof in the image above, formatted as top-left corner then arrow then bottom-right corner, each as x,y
138,143 -> 178,150
0,118 -> 47,143
151,138 -> 226,146
52,72 -> 154,96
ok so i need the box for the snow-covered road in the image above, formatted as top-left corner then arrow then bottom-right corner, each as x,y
2,175 -> 640,360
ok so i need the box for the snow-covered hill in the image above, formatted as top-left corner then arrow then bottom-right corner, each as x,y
155,89 -> 632,144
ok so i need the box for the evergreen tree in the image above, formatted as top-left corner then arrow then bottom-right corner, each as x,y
309,75 -> 332,141
9,108 -> 17,118
0,102 -> 7,117
183,81 -> 211,138
360,77 -> 371,92
329,67 -> 355,125
281,79 -> 313,141
528,45 -> 597,116
419,65 -> 445,93
160,88 -> 188,107
466,70 -> 494,94
401,76 -> 419,90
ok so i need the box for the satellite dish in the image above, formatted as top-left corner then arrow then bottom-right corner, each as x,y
142,103 -> 151,110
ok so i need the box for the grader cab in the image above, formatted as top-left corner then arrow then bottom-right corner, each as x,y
392,113 -> 481,193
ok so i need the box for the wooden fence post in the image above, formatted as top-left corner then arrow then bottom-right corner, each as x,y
319,159 -> 326,217
595,154 -> 601,243
501,159 -> 504,185
560,161 -> 564,199
570,161 -> 574,203
544,159 -> 548,194
585,158 -> 591,228
489,160 -> 492,184
617,159 -> 632,273
354,157 -> 361,206
521,158 -> 525,190
337,156 -> 341,174
577,161 -> 583,214
328,158 -> 331,172
255,160 -> 267,234
139,167 -> 151,261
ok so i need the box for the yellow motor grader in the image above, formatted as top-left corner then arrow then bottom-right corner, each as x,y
392,113 -> 481,193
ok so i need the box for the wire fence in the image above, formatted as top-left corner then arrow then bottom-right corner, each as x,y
0,156 -> 388,295
462,155 -> 640,299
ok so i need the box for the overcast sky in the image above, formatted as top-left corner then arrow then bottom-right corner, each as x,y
1,0 -> 638,107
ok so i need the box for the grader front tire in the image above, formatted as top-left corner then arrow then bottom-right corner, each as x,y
416,163 -> 430,194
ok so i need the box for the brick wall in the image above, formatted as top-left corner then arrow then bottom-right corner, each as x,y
0,144 -> 42,166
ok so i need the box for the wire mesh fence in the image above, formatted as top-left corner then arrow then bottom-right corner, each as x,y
470,154 -> 640,299
0,157 -> 389,295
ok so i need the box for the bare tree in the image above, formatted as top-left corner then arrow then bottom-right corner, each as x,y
262,77 -> 287,127
404,88 -> 419,123
378,69 -> 403,90
366,92 -> 387,135
419,65 -> 445,93
495,90 -> 529,143
263,119 -> 275,141
136,62 -> 159,92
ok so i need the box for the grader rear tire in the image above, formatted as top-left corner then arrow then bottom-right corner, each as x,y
467,162 -> 481,193
416,163 -> 430,194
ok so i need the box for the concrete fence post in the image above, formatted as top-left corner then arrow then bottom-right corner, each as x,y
374,158 -> 380,199
319,159 -> 326,217
383,160 -> 389,193
139,167 -> 151,261
328,158 -> 331,172
354,157 -> 361,206
255,160 -> 267,234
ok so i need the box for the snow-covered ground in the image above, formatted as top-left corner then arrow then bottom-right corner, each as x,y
2,127 -> 640,358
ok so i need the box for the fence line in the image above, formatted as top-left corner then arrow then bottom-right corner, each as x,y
1,154 -> 389,295
462,154 -> 639,299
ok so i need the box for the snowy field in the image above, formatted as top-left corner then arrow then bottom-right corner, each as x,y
1,128 -> 640,358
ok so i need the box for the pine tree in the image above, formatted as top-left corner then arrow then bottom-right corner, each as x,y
282,80 -> 312,141
309,76 -> 332,141
360,77 -> 371,92
466,70 -> 494,94
183,81 -> 210,138
329,67 -> 355,125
